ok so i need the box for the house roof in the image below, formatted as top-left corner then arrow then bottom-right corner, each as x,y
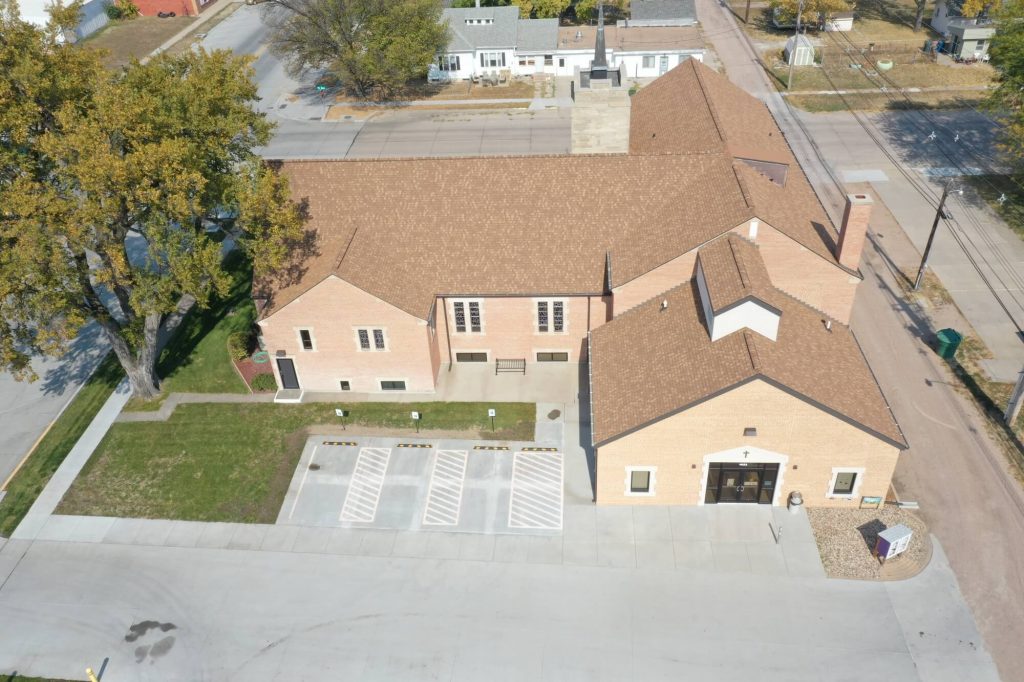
630,0 -> 697,22
697,233 -> 775,313
442,6 -> 519,51
258,61 -> 850,319
257,153 -> 754,319
517,18 -> 559,52
556,24 -> 703,52
630,60 -> 843,266
589,234 -> 906,448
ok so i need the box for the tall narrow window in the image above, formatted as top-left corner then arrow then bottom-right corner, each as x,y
468,302 -> 481,333
358,329 -> 370,351
536,300 -> 565,333
373,329 -> 385,351
453,301 -> 466,333
299,329 -> 314,351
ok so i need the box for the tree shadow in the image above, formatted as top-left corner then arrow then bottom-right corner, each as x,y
577,342 -> 597,502
39,321 -> 110,397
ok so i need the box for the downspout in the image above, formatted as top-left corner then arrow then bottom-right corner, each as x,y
441,296 -> 454,370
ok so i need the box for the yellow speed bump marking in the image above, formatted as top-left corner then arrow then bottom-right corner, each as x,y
522,447 -> 558,452
473,445 -> 510,451
397,443 -> 433,448
322,441 -> 357,446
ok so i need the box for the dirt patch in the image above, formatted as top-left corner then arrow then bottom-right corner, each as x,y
83,16 -> 197,69
234,356 -> 273,391
807,505 -> 932,580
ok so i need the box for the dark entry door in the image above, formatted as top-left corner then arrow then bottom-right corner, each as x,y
705,463 -> 779,504
276,358 -> 300,389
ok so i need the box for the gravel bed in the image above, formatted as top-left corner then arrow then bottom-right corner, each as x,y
806,505 -> 930,580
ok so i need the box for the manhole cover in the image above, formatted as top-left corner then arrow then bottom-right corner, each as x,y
308,463 -> 321,471
547,409 -> 561,420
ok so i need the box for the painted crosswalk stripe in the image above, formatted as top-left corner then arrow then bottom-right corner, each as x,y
508,451 -> 563,530
339,447 -> 391,523
422,450 -> 468,526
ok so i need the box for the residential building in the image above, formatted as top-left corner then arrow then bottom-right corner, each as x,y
256,60 -> 902,507
436,5 -> 704,80
931,0 -> 995,60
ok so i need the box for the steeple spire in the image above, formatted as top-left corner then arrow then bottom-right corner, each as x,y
591,2 -> 608,75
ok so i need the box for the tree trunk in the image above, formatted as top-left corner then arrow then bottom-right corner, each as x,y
100,312 -> 163,399
914,1 -> 925,31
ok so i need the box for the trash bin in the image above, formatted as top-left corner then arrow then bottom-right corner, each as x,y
935,328 -> 963,360
788,491 -> 803,513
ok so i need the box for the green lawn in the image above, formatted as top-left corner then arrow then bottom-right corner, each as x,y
0,354 -> 124,537
125,251 -> 254,411
57,401 -> 536,523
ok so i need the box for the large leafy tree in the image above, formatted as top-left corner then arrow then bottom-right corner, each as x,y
987,0 -> 1024,178
264,0 -> 450,99
0,3 -> 304,398
768,0 -> 851,26
575,0 -> 626,22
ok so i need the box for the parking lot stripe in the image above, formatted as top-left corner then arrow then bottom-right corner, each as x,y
339,447 -> 392,523
288,445 -> 319,521
508,451 -> 563,530
422,450 -> 468,526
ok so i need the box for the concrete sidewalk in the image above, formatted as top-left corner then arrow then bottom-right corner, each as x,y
23,504 -> 824,578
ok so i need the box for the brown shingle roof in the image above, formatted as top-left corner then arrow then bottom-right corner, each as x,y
697,233 -> 775,312
257,153 -> 753,319
258,60 -> 851,319
590,235 -> 905,447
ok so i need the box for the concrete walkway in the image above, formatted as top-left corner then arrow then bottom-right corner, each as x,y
116,391 -> 274,422
24,504 -> 823,578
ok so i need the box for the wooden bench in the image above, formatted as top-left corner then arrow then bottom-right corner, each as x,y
495,358 -> 526,375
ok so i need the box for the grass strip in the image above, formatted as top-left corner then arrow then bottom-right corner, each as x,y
57,401 -> 536,523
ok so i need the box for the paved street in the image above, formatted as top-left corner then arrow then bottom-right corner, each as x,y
697,0 -> 1024,677
0,324 -> 107,484
202,6 -> 570,160
0,530 -> 997,682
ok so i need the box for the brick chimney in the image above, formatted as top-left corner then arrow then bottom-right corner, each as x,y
836,193 -> 872,271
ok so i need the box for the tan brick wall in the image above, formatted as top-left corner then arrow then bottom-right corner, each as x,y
612,251 -> 698,315
436,296 -> 594,364
733,223 -> 858,324
258,276 -> 436,393
595,379 -> 899,507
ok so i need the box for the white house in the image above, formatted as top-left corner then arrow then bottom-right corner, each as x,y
17,0 -> 109,39
436,5 -> 704,80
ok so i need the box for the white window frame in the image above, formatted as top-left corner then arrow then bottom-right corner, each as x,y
354,326 -> 389,352
479,51 -> 506,68
451,299 -> 484,334
642,55 -> 656,69
534,298 -> 567,334
296,327 -> 317,352
826,467 -> 865,499
378,378 -> 409,391
438,54 -> 461,72
624,466 -> 657,497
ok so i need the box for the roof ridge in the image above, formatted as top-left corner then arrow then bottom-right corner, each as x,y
742,330 -> 761,371
691,61 -> 728,147
727,237 -> 751,292
731,161 -> 755,210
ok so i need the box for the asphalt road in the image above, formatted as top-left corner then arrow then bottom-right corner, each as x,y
0,325 -> 108,485
202,5 -> 570,160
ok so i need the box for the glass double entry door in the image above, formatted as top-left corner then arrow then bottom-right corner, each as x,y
705,463 -> 779,504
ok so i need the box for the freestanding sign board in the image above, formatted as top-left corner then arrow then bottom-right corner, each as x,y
875,524 -> 913,562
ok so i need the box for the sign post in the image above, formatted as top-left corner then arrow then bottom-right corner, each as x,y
335,408 -> 347,430
488,408 -> 496,432
316,83 -> 327,102
411,411 -> 421,434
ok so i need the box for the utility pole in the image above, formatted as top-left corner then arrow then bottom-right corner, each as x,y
913,179 -> 957,291
787,0 -> 804,90
744,0 -> 752,24
1006,368 -> 1024,427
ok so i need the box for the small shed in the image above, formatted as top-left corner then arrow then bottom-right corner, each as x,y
946,19 -> 995,60
824,11 -> 854,32
785,35 -> 816,66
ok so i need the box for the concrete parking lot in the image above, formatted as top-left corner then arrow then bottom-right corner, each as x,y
279,436 -> 564,534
